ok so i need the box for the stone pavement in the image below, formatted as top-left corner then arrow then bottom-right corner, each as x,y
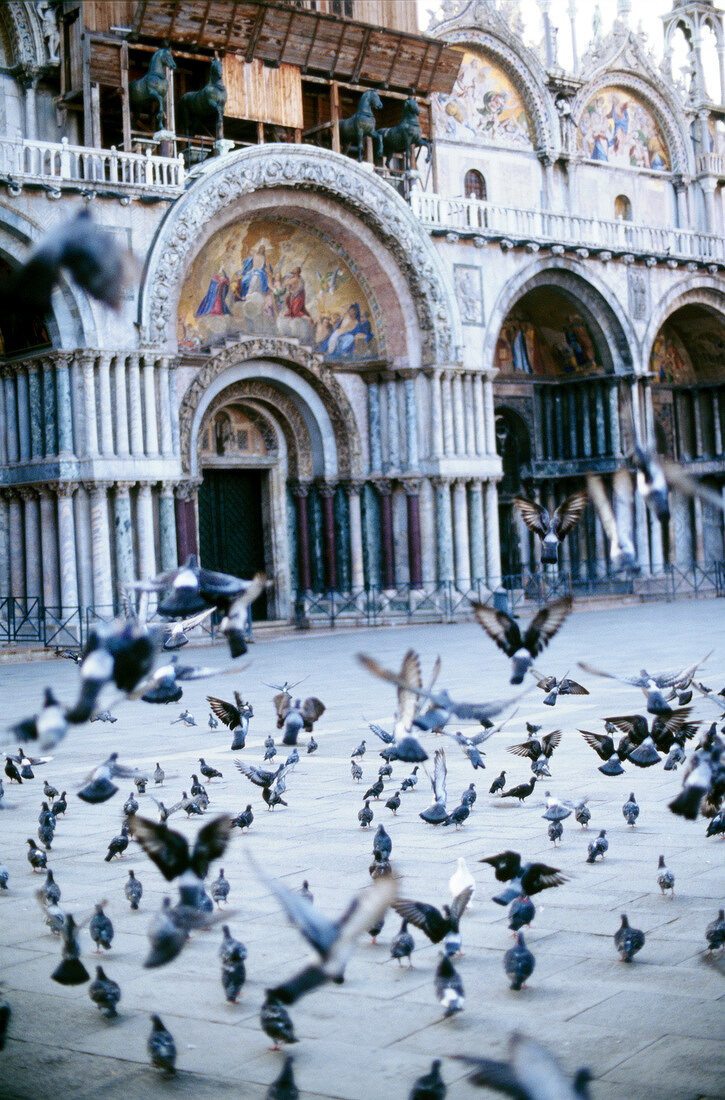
0,599 -> 723,1100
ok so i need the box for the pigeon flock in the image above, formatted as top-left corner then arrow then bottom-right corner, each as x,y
0,213 -> 723,1098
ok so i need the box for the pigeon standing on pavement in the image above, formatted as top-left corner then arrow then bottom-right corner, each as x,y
623,793 -> 639,826
657,855 -> 675,896
503,932 -> 535,990
124,870 -> 142,911
148,1014 -> 176,1074
614,914 -> 645,962
409,1059 -> 447,1100
586,830 -> 608,863
220,924 -> 247,1002
88,966 -> 121,1018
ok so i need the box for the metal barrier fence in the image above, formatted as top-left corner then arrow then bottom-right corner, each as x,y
0,564 -> 722,647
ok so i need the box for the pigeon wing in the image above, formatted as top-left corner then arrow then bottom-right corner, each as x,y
513,497 -> 549,538
248,854 -> 337,957
273,693 -> 292,726
506,741 -> 537,761
190,815 -> 234,878
510,1032 -> 580,1098
661,457 -> 725,512
522,597 -> 572,658
559,678 -> 588,695
126,815 -> 190,881
392,898 -> 447,942
395,649 -> 422,735
301,697 -> 326,725
551,491 -> 588,538
478,850 -> 521,882
235,760 -> 272,786
433,749 -> 447,804
267,964 -> 329,1006
206,696 -> 241,730
450,885 -> 474,923
579,730 -> 615,760
541,730 -> 563,757
470,602 -> 521,657
453,1056 -> 521,1094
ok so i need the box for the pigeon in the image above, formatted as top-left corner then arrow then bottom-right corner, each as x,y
211,868 -> 230,907
152,763 -> 165,786
89,903 -> 113,953
51,913 -> 89,985
123,791 -> 139,817
127,814 -> 233,910
65,618 -> 160,725
264,740 -> 277,763
586,830 -> 608,863
401,766 -> 420,792
657,855 -> 674,896
307,735 -> 318,755
263,786 -> 288,811
124,870 -> 142,911
622,793 -> 639,826
508,731 -> 562,770
266,1055 -> 299,1100
435,953 -> 465,1016
461,782 -> 477,809
373,825 -> 392,861
358,800 -> 373,828
38,803 -> 56,830
198,758 -> 222,782
578,658 -> 709,717
139,554 -> 253,619
614,914 -> 645,962
449,858 -> 475,909
4,758 -> 22,785
500,776 -> 537,804
220,924 -> 247,1002
664,744 -> 686,770
89,710 -> 117,724
364,777 -> 385,801
171,709 -> 197,726
455,1031 -> 593,1098
26,838 -> 47,872
260,993 -> 298,1050
10,689 -> 70,752
135,776 -> 148,794
104,824 -> 129,862
669,736 -> 725,819
542,791 -> 572,821
367,913 -> 386,944
443,803 -> 470,829
40,870 -> 61,908
535,671 -> 588,707
513,491 -> 588,564
88,965 -> 121,1018
508,895 -> 535,932
190,775 -> 206,799
420,750 -> 448,824
504,932 -> 535,990
628,736 -> 662,768
37,820 -> 55,850
274,693 -> 326,746
254,857 -> 397,1004
143,898 -> 189,968
392,887 -> 472,956
78,754 -> 147,805
390,919 -> 415,967
587,469 -> 638,573
351,740 -> 366,759
148,1014 -> 176,1074
51,792 -> 67,817
471,596 -> 573,684
0,864 -> 8,891
547,819 -> 563,845
385,790 -> 401,814
409,1060 -> 447,1100
706,811 -> 725,839
208,712 -> 219,729
235,760 -> 292,794
705,909 -> 725,953
489,770 -> 506,795
207,692 -> 252,742
43,779 -> 59,801
575,799 -> 591,828
37,892 -> 66,935
479,851 -> 567,906
233,805 -> 254,831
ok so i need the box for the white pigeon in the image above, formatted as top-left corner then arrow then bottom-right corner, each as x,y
449,857 -> 476,911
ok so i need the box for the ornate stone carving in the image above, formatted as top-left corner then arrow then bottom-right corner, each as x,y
177,336 -> 362,479
175,479 -> 202,502
0,3 -> 45,70
140,146 -> 457,366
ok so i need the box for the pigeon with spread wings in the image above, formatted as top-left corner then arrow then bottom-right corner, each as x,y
578,654 -> 710,716
471,597 -> 573,684
392,886 -> 473,956
513,492 -> 587,565
273,694 -> 326,747
359,650 -> 429,762
249,854 -> 398,1005
533,671 -> 588,707
419,749 -> 448,824
127,813 -> 233,909
479,850 -> 568,906
207,692 -> 254,750
455,1030 -> 593,1099
587,470 -> 638,573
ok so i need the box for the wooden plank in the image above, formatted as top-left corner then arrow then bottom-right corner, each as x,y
330,22 -> 347,79
131,0 -> 148,38
121,40 -> 132,150
330,80 -> 340,154
222,56 -> 303,129
244,3 -> 266,63
302,15 -> 320,74
351,26 -> 371,84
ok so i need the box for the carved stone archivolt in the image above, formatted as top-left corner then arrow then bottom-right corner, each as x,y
139,145 -> 459,365
0,2 -> 46,71
642,279 -> 725,372
178,336 -> 363,479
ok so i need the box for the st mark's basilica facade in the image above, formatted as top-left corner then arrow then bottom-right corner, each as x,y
0,0 -> 724,635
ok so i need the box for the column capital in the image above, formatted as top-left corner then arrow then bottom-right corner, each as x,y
114,481 -> 135,496
399,477 -> 421,496
81,480 -> 113,495
136,480 -> 155,495
430,475 -> 452,489
467,477 -> 484,490
158,480 -> 177,496
288,479 -> 312,499
24,359 -> 40,375
315,479 -> 338,498
48,480 -> 79,497
343,478 -> 366,496
17,485 -> 38,501
373,478 -> 394,496
174,478 -> 202,501
76,349 -> 98,369
396,367 -> 416,381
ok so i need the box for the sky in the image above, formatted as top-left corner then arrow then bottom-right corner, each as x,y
417,1 -> 725,99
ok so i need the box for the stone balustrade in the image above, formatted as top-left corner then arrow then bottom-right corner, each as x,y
696,152 -> 725,177
410,191 -> 725,264
0,135 -> 185,195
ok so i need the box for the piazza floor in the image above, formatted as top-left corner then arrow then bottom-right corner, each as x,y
0,599 -> 723,1100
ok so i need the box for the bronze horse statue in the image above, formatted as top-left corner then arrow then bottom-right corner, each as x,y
338,90 -> 383,161
129,47 -> 176,132
378,97 -> 431,169
177,58 -> 227,141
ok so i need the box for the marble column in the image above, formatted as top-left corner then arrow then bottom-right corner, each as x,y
21,488 -> 41,601
80,352 -> 99,458
175,481 -> 200,563
692,392 -> 704,457
345,481 -> 365,591
581,386 -> 592,457
367,378 -> 382,473
128,355 -> 144,457
55,482 -> 79,611
169,364 -> 180,457
569,389 -> 578,457
713,391 -> 723,456
16,368 -> 30,462
290,482 -> 312,592
318,482 -> 337,591
419,479 -> 435,585
432,477 -> 454,583
593,506 -> 606,576
674,181 -> 688,228
473,375 -> 486,455
452,478 -> 471,588
376,479 -> 395,589
41,357 -> 56,458
545,389 -> 555,459
693,496 -> 705,566
4,371 -> 18,464
38,489 -> 59,609
142,360 -> 159,456
441,371 -> 455,456
0,375 -> 5,466
634,491 -> 651,575
463,375 -> 476,457
113,482 -> 135,600
158,359 -> 174,458
554,390 -> 565,459
484,480 -> 502,587
74,485 -> 93,608
97,353 -> 114,457
608,380 -> 621,457
113,356 -> 130,457
515,505 -> 531,577
403,375 -> 419,470
158,482 -> 177,572
649,508 -> 665,573
384,375 -> 400,472
429,370 -> 444,458
452,372 -> 465,455
483,377 -> 495,454
87,482 -> 114,609
403,480 -> 422,587
136,482 -> 156,584
8,493 -> 23,597
0,492 -> 9,597
468,480 -> 485,584
27,362 -> 43,460
55,355 -> 74,456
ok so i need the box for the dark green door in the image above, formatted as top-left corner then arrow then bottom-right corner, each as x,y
198,469 -> 267,619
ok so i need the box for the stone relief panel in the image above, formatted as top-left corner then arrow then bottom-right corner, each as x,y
628,268 -> 648,322
577,86 -> 670,170
432,51 -> 534,149
453,264 -> 484,325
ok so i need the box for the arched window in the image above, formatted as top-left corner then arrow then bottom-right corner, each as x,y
464,169 -> 487,201
614,194 -> 632,221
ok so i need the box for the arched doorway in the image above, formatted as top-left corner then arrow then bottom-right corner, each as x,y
494,407 -> 532,577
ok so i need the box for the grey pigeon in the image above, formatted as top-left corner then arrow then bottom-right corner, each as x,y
508,895 -> 535,932
123,791 -> 138,816
153,763 -> 165,785
0,864 -> 8,891
586,830 -> 608,863
503,931 -> 535,990
657,855 -> 675,896
26,838 -> 47,872
513,493 -> 588,565
472,597 -> 573,683
614,913 -> 645,962
51,913 -> 89,985
390,919 -> 415,967
51,792 -> 67,817
409,1059 -> 447,1100
89,903 -> 113,952
260,993 -> 298,1050
40,870 -> 61,907
622,793 -> 639,826
89,965 -> 121,1018
547,819 -> 563,845
373,825 -> 392,861
359,800 -> 373,828
266,1054 -> 299,1100
489,770 -> 506,795
351,759 -> 363,782
220,924 -> 247,1002
148,1014 -> 176,1074
705,909 -> 725,953
435,953 -> 464,1016
124,870 -> 142,910
574,800 -> 591,828
211,868 -> 230,907
455,1031 -> 593,1097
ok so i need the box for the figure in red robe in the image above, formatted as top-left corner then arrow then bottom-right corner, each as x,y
284,268 -> 311,318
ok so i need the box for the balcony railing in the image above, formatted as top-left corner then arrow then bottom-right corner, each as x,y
0,135 -> 185,195
411,192 -> 725,264
697,152 -> 725,177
